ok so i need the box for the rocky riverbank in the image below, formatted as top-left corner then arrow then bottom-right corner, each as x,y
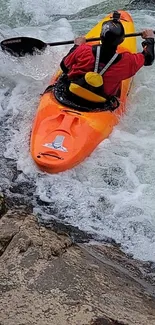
0,195 -> 155,325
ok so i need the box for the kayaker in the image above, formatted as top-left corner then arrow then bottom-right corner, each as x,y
58,11 -> 154,110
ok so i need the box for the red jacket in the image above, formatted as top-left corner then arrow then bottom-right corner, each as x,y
63,44 -> 145,96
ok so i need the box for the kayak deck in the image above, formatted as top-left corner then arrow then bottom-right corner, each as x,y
45,74 -> 119,112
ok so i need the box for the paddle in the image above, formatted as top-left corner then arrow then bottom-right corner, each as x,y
1,31 -> 154,57
0,36 -> 101,56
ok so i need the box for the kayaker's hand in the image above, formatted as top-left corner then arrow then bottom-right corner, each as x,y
141,29 -> 154,39
74,36 -> 86,45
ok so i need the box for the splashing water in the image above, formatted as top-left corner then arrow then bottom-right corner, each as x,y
0,0 -> 155,262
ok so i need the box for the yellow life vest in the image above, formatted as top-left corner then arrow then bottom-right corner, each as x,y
69,46 -> 118,103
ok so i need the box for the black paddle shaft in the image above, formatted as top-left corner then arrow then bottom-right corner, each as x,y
1,31 -> 155,56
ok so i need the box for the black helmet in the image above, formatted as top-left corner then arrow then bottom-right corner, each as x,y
100,11 -> 125,47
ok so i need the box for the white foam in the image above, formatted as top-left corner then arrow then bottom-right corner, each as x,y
8,0 -> 105,19
1,4 -> 155,262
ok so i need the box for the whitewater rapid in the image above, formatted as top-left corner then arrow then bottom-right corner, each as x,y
0,0 -> 155,262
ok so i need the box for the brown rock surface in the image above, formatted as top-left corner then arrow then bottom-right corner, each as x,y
0,192 -> 6,217
0,211 -> 155,325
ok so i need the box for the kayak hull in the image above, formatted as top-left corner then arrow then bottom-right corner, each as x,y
30,10 -> 137,173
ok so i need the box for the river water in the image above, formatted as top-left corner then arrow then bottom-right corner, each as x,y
0,0 -> 155,263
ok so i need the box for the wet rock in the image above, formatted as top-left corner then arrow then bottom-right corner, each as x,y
129,0 -> 155,9
130,0 -> 155,3
0,210 -> 25,256
0,211 -> 155,325
0,210 -> 72,259
0,192 -> 6,217
91,317 -> 126,325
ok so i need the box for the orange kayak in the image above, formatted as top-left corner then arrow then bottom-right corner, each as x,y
30,10 -> 136,173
